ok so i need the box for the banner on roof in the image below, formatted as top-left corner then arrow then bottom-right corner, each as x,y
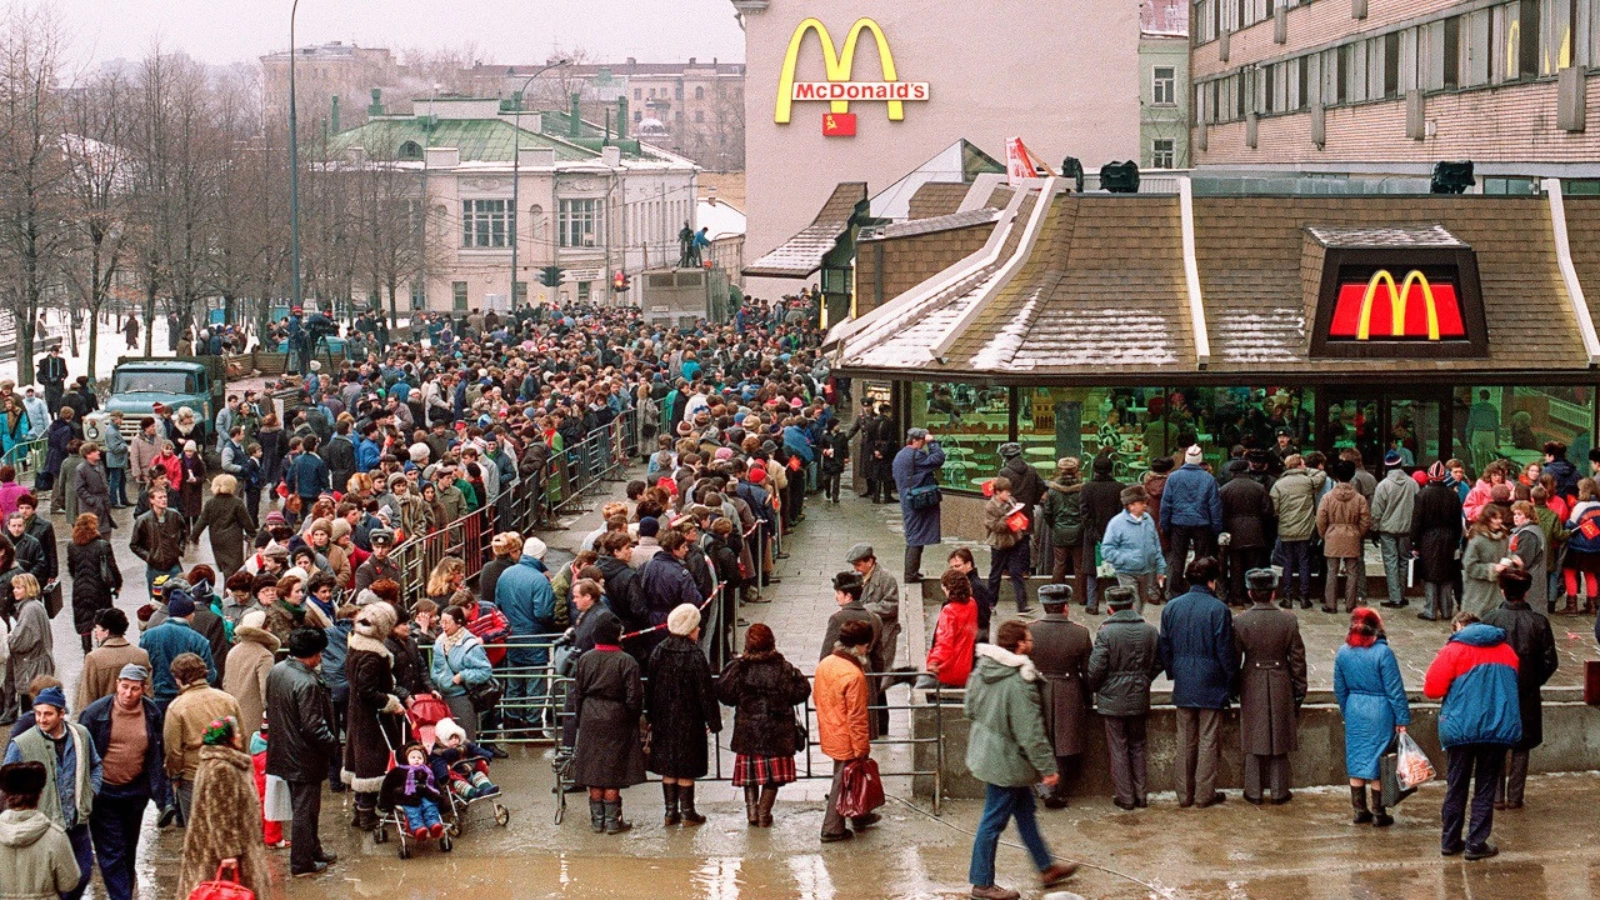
1006,137 -> 1037,186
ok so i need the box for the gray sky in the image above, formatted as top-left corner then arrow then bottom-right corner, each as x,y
55,0 -> 746,68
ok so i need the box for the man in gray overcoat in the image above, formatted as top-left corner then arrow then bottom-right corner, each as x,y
1028,584 -> 1092,808
1233,568 -> 1308,805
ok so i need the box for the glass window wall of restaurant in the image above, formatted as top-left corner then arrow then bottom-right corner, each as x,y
906,381 -> 1593,491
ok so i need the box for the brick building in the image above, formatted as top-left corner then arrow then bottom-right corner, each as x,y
1190,0 -> 1600,184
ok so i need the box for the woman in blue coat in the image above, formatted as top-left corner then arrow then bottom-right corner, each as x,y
1333,607 -> 1411,827
431,606 -> 495,741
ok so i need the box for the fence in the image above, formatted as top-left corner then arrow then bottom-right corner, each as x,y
1,435 -> 47,482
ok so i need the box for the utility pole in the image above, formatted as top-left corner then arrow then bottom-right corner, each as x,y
509,59 -> 569,311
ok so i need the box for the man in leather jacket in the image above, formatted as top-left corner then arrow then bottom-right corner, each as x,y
265,628 -> 341,877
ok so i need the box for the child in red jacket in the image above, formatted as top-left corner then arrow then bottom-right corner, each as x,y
925,569 -> 979,687
250,723 -> 287,847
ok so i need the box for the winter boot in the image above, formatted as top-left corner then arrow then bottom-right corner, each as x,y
757,785 -> 778,828
662,783 -> 682,826
603,799 -> 632,834
588,799 -> 606,834
1350,786 -> 1373,825
1371,791 -> 1394,827
469,771 -> 498,797
744,785 -> 761,826
353,805 -> 379,832
678,783 -> 706,826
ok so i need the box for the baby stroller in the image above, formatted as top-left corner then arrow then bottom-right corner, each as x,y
433,713 -> 511,833
374,708 -> 455,859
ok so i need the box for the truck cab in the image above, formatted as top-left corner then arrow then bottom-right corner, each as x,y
84,358 -> 226,446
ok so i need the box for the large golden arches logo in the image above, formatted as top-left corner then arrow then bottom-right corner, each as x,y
775,18 -> 904,124
1355,269 -> 1441,341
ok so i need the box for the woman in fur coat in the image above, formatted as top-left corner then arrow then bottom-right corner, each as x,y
177,716 -> 269,899
343,601 -> 405,831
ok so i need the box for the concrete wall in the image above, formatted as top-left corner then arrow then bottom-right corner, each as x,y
740,0 -> 1142,269
916,690 -> 1600,800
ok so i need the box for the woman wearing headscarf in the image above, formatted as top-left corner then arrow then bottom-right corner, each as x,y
716,622 -> 810,828
190,473 -> 254,579
175,716 -> 269,899
645,603 -> 721,826
177,440 -> 207,523
1333,607 -> 1411,827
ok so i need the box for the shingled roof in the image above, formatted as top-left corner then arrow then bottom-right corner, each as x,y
744,183 -> 869,279
832,187 -> 1595,382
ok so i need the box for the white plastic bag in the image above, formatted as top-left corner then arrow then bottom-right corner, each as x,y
1396,732 -> 1436,790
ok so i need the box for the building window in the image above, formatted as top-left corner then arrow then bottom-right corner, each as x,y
1152,139 -> 1176,168
513,281 -> 527,305
633,88 -> 641,100
410,281 -> 425,311
1153,66 -> 1177,105
397,140 -> 423,161
452,281 -> 468,311
461,199 -> 513,248
695,85 -> 705,100
695,110 -> 705,123
577,281 -> 591,303
559,198 -> 601,248
909,382 -> 1012,490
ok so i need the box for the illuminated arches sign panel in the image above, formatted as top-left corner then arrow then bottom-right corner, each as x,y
775,17 -> 929,134
1309,246 -> 1488,359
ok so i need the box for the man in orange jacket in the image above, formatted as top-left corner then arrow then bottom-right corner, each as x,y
813,619 -> 876,844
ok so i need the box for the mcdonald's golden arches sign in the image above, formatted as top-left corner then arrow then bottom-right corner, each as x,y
1307,231 -> 1488,359
775,17 -> 929,134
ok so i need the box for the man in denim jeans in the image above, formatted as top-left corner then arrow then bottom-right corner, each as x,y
963,620 -> 1078,900
1270,455 -> 1323,609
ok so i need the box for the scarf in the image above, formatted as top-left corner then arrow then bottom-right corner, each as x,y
401,762 -> 434,797
439,627 -> 468,655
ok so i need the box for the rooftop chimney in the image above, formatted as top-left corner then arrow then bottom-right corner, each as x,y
367,88 -> 383,117
330,95 -> 340,133
617,96 -> 628,140
569,92 -> 581,137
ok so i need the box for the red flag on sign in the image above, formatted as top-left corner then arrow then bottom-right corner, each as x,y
822,113 -> 857,137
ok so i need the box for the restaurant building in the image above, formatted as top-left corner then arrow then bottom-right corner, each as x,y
825,174 -> 1600,490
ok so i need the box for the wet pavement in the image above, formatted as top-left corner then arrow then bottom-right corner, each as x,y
51,466 -> 1600,897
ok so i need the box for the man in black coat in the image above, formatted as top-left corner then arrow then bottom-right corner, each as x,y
323,422 -> 357,496
596,532 -> 647,630
1219,462 -> 1275,606
1078,455 -> 1126,614
265,628 -> 340,877
36,346 -> 66,416
819,571 -> 883,672
1481,568 -> 1558,809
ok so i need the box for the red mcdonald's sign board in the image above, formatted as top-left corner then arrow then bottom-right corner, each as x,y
1327,269 -> 1467,341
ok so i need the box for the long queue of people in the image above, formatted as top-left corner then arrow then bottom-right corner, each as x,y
0,297 -> 847,898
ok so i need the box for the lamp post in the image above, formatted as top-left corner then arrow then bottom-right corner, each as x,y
509,59 -> 569,310
287,0 -> 304,319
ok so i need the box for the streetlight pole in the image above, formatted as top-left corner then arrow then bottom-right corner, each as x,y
509,59 -> 568,310
288,0 -> 304,318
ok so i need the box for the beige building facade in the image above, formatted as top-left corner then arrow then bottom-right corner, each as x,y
734,0 -> 1143,288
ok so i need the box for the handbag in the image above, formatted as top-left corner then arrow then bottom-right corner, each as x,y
42,580 -> 62,619
906,483 -> 942,510
187,859 -> 255,900
835,757 -> 885,819
1094,543 -> 1117,580
465,676 -> 502,712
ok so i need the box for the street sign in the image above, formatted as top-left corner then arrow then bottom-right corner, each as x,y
562,267 -> 603,284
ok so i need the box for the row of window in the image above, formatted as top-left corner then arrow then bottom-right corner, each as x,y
632,85 -> 706,101
1198,0 -> 1600,124
460,198 -> 601,249
1193,0 -> 1312,44
447,279 -> 590,310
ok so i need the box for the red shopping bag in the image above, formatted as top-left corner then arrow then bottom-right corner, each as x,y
188,859 -> 254,900
1006,509 -> 1030,533
834,757 -> 885,819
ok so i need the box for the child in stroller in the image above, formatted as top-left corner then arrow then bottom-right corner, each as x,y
432,717 -> 500,801
381,743 -> 447,841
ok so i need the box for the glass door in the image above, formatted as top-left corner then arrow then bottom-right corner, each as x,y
1321,391 -> 1385,472
1320,387 -> 1451,475
1389,395 -> 1445,471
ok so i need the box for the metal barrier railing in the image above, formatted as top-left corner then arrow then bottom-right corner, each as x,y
3,435 -> 48,483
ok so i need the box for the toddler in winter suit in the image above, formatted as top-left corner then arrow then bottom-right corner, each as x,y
431,717 -> 500,800
382,744 -> 446,839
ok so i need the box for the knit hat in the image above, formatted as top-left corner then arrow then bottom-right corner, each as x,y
265,510 -> 287,526
167,593 -> 196,618
435,717 -> 467,746
1384,450 -> 1404,467
388,472 -> 409,490
1184,445 -> 1203,464
409,443 -> 431,464
354,602 -> 397,639
637,517 -> 660,538
523,537 -> 547,559
32,687 -> 66,712
1428,461 -> 1448,482
240,609 -> 267,632
667,603 -> 701,637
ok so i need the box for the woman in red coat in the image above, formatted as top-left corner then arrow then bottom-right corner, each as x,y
926,569 -> 979,687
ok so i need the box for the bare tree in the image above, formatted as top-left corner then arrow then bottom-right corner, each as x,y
0,5 -> 70,373
61,71 -> 132,372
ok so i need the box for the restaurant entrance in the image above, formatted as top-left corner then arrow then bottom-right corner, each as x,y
1320,387 -> 1452,475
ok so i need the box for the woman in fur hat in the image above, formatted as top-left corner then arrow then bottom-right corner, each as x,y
343,601 -> 405,831
176,716 -> 269,899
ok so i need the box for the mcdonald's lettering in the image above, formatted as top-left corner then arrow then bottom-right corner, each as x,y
775,17 -> 930,125
1328,269 -> 1467,341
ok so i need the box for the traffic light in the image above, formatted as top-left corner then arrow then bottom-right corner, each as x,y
539,265 -> 564,288
612,270 -> 631,292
